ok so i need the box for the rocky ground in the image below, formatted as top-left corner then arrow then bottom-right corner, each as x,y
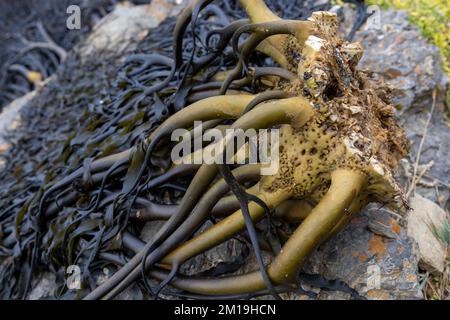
0,1 -> 448,300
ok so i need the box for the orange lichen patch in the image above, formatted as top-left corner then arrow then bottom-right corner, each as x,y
358,253 -> 368,262
389,219 -> 401,235
369,234 -> 387,257
366,290 -> 390,300
0,143 -> 12,153
352,251 -> 368,262
407,274 -> 417,282
146,0 -> 172,20
403,259 -> 411,269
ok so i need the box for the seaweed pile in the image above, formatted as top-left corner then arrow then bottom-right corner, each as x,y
0,0 -> 150,110
0,0 -> 377,300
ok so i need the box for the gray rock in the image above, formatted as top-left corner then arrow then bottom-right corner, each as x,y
140,220 -> 226,271
181,221 -> 247,276
354,9 -> 448,111
407,194 -> 448,274
399,105 -> 450,204
114,284 -> 144,300
28,272 -> 57,300
0,91 -> 36,156
12,3 -> 450,301
302,207 -> 422,300
140,220 -> 166,243
82,2 -> 178,58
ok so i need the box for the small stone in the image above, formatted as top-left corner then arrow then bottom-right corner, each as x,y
83,2 -> 178,56
0,91 -> 35,147
407,194 -> 448,274
368,219 -> 399,240
140,220 -> 166,243
181,221 -> 247,276
28,272 -> 57,300
114,284 -> 143,300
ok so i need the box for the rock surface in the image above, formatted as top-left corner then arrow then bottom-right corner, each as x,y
349,6 -> 450,199
0,91 -> 35,160
83,1 -> 180,56
354,9 -> 448,112
407,194 -> 448,274
28,272 -> 57,300
302,207 -> 422,299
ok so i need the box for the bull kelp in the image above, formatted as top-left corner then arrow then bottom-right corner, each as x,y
0,0 -> 406,300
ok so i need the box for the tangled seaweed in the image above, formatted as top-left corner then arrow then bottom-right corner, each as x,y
0,0 -> 150,109
0,0 -> 391,300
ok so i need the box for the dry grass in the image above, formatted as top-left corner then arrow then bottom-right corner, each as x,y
425,218 -> 450,299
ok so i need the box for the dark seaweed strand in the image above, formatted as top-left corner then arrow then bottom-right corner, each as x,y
81,2 -> 230,300
217,162 -> 281,300
136,72 -> 293,299
209,90 -> 295,300
83,13 -> 239,302
47,2 -> 221,299
137,0 -> 232,297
